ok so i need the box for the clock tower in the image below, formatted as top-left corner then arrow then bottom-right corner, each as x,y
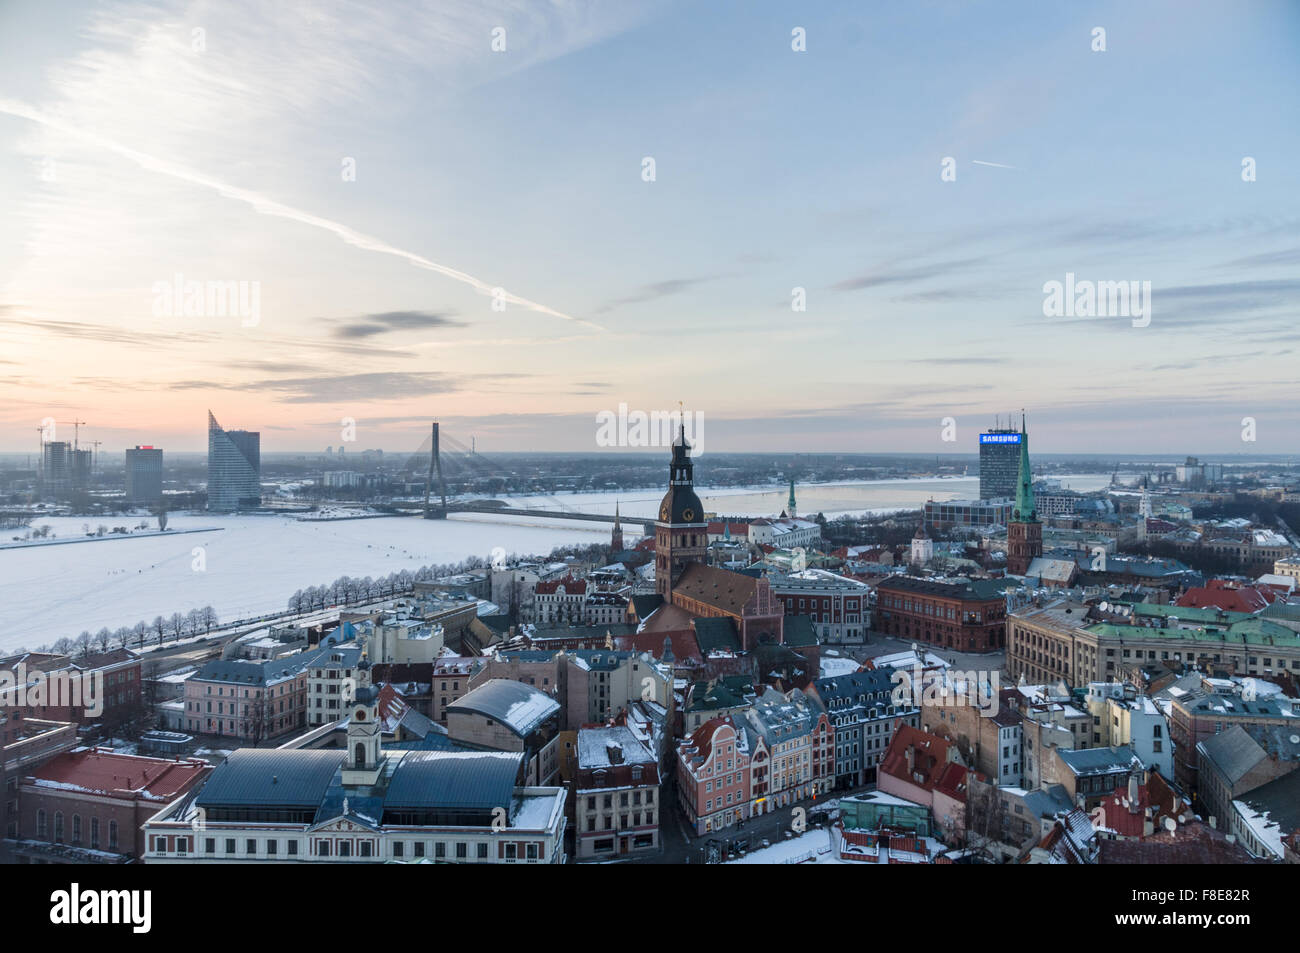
655,422 -> 708,601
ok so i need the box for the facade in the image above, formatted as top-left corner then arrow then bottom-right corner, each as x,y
1008,597 -> 1300,686
769,570 -> 868,643
979,428 -> 1021,500
813,668 -> 919,788
743,686 -> 834,813
306,644 -> 362,727
748,517 -> 822,549
532,577 -> 587,625
124,446 -> 163,505
207,410 -> 261,511
183,650 -> 326,742
676,716 -> 751,836
143,679 -> 567,864
923,498 -> 1012,529
0,649 -> 142,727
574,724 -> 659,859
873,576 -> 1007,652
13,749 -> 208,863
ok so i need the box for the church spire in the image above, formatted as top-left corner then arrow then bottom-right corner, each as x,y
787,479 -> 797,519
1013,413 -> 1036,523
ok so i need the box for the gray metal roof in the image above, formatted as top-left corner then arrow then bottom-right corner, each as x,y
384,750 -> 522,811
196,748 -> 344,809
447,678 -> 560,737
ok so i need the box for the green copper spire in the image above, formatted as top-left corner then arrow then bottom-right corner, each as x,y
1013,414 -> 1037,522
788,478 -> 797,517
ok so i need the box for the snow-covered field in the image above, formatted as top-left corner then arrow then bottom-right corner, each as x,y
0,512 -> 623,653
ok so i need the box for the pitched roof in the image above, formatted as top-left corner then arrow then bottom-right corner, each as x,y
1097,820 -> 1262,864
24,748 -> 207,802
672,563 -> 763,617
693,617 -> 741,656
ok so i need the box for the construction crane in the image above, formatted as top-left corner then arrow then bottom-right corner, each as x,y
56,419 -> 87,450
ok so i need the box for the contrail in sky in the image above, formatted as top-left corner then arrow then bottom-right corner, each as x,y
970,159 -> 1020,170
0,97 -> 602,331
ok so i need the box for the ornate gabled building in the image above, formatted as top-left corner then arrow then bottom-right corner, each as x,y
1006,416 -> 1042,576
655,424 -> 708,602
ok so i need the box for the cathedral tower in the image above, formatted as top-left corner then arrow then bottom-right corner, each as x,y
655,422 -> 708,601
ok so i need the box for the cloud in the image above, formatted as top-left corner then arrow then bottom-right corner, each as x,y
332,311 -> 464,339
832,257 -> 987,292
595,277 -> 717,315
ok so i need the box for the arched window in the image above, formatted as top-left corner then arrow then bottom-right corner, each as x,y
53,812 -> 64,844
90,817 -> 100,850
355,742 -> 366,767
72,814 -> 82,845
36,810 -> 46,840
108,820 -> 119,851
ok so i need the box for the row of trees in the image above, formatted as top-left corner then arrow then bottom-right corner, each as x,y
36,606 -> 219,657
285,541 -> 616,613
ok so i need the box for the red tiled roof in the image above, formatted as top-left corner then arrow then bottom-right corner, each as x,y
1174,582 -> 1276,613
24,748 -> 207,802
879,724 -> 963,795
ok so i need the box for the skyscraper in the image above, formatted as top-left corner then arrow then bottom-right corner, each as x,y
978,425 -> 1021,500
125,446 -> 164,505
1005,417 -> 1042,576
207,411 -> 261,511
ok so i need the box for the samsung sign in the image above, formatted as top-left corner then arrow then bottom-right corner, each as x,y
980,433 -> 1022,444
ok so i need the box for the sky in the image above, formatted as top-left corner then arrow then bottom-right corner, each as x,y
1,0 -> 1298,457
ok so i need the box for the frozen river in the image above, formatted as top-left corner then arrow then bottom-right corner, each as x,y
0,473 -> 1121,652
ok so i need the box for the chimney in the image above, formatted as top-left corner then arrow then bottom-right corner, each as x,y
1128,774 -> 1140,813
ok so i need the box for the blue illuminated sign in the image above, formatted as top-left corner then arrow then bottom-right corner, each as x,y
979,433 -> 1022,444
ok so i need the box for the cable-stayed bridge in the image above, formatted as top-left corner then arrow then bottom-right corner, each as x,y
394,423 -> 655,534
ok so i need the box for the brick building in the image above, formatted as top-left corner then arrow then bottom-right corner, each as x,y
873,576 -> 1008,652
13,748 -> 208,863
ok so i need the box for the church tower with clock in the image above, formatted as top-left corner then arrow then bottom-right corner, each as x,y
655,423 -> 708,602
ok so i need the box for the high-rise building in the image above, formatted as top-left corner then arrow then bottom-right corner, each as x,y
41,440 -> 72,493
1006,418 -> 1042,576
978,426 -> 1021,500
125,446 -> 164,505
207,411 -> 261,511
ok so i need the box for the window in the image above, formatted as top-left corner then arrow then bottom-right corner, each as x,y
288,841 -> 299,856
455,842 -> 467,859
393,842 -> 404,857
53,812 -> 64,844
477,843 -> 488,859
109,820 -> 118,851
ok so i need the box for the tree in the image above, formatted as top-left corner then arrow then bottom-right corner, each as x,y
132,620 -> 149,647
114,626 -> 133,650
95,627 -> 113,652
168,612 -> 185,642
201,606 -> 218,633
152,615 -> 166,645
